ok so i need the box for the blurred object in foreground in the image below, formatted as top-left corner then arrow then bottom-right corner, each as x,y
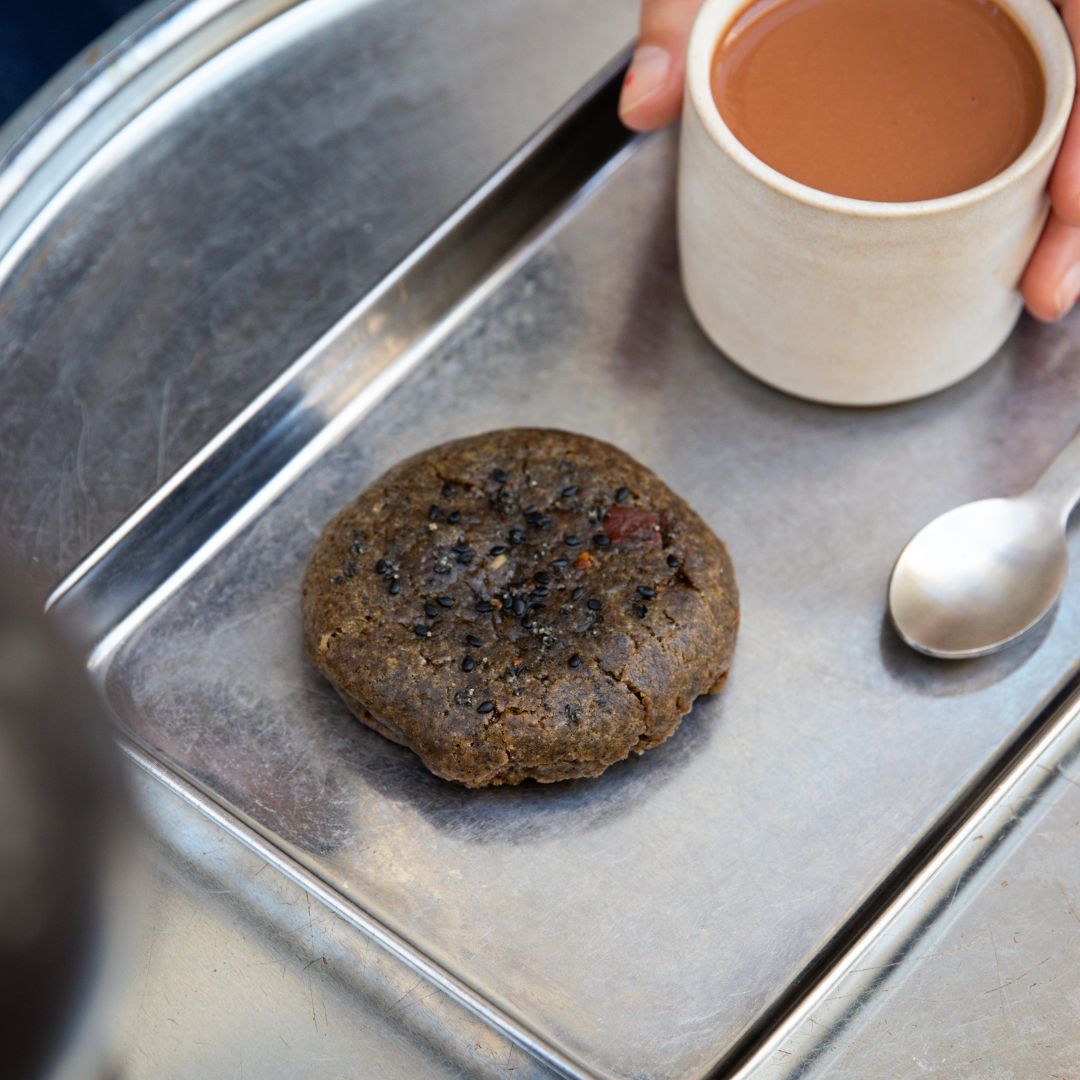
0,552 -> 134,1079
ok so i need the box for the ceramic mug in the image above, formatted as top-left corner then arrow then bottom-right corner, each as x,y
678,0 -> 1076,406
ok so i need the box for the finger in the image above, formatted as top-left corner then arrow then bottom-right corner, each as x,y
619,0 -> 706,131
1047,0 -> 1080,224
1020,210 -> 1080,320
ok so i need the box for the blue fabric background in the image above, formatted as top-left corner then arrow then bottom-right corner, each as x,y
1,0 -> 140,122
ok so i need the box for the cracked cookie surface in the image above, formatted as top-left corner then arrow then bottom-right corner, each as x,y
302,428 -> 738,787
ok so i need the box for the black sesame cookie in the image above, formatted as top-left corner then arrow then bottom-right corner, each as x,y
302,429 -> 738,787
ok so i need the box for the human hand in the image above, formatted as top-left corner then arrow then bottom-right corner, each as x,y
618,0 -> 1080,323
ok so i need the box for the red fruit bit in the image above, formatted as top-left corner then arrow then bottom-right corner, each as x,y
603,505 -> 661,546
573,551 -> 596,572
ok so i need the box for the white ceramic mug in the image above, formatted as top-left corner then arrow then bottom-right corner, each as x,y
678,0 -> 1076,406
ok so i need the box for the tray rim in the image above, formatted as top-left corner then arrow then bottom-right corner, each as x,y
20,7 -> 1080,1076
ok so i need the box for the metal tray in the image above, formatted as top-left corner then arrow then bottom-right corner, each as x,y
50,54 -> 1080,1080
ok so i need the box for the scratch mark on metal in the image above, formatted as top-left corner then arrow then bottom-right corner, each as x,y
305,893 -> 319,1032
386,978 -> 423,1013
136,923 -> 158,1018
987,928 -> 1014,1038
1058,882 -> 1080,927
1036,762 -> 1080,791
943,875 -> 962,920
982,957 -> 1050,995
156,376 -> 173,487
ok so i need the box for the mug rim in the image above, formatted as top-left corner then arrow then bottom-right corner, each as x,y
685,0 -> 1077,218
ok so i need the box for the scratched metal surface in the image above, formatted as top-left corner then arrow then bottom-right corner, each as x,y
769,683 -> 1080,1080
0,0 -> 636,598
107,762 -> 552,1080
91,120 -> 1080,1079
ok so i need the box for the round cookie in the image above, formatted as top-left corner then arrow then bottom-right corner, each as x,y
302,428 -> 738,787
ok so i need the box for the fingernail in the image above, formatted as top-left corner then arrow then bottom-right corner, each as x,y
619,45 -> 672,116
1053,262 -> 1080,318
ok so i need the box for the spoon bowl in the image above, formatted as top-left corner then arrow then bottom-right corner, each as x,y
889,496 -> 1069,659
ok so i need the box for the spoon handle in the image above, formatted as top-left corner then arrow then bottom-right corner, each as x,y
1029,424 -> 1080,523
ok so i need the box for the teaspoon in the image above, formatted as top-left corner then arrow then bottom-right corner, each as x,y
888,427 -> 1080,658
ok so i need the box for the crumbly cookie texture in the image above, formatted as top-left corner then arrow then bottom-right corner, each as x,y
302,428 -> 738,787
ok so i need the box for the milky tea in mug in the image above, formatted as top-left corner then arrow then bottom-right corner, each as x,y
678,0 -> 1073,405
710,0 -> 1045,202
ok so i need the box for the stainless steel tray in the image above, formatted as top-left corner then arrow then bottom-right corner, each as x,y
50,55 -> 1080,1080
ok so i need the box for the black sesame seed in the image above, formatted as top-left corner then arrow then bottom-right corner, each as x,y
569,653 -> 583,668
522,617 -> 534,630
593,533 -> 611,548
551,557 -> 570,569
342,564 -> 357,578
666,554 -> 680,568
375,558 -> 390,575
436,595 -> 454,609
452,542 -> 469,554
532,586 -> 550,598
441,482 -> 454,498
523,505 -> 539,516
414,624 -> 430,637
428,504 -> 441,521
509,528 -> 527,545
389,579 -> 402,595
587,598 -> 602,611
425,602 -> 439,618
571,587 -> 584,601
615,487 -> 631,503
462,656 -> 475,673
637,585 -> 656,599
477,700 -> 495,714
331,573 -> 346,585
535,571 -> 550,585
476,600 -> 494,613
349,540 -> 364,556
489,545 -> 509,556
512,597 -> 526,616
561,485 -> 579,497
564,535 -> 582,547
493,468 -> 508,484
456,552 -> 474,566
465,633 -> 483,648
635,603 -> 648,619
448,510 -> 461,524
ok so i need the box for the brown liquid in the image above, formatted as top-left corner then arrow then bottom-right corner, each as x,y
711,0 -> 1045,201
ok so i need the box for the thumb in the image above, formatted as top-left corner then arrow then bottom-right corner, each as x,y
619,0 -> 707,131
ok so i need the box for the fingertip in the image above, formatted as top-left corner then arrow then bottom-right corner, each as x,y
618,92 -> 683,132
1049,163 -> 1080,228
1020,251 -> 1067,322
1020,213 -> 1080,320
1021,278 -> 1067,322
618,45 -> 682,132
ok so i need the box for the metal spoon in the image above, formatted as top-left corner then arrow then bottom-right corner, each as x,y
889,427 -> 1080,659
